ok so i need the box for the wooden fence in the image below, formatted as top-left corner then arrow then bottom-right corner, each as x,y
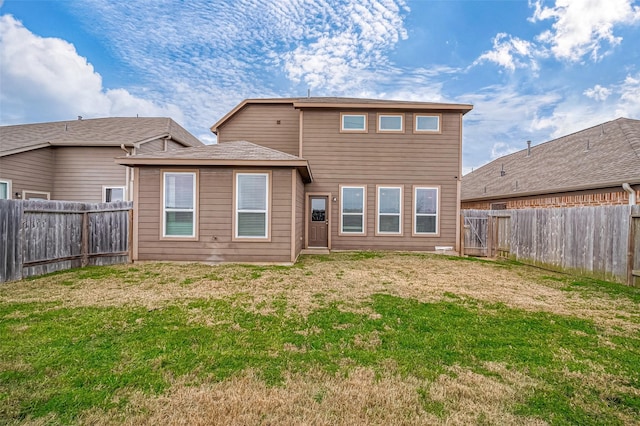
463,205 -> 640,286
0,200 -> 132,283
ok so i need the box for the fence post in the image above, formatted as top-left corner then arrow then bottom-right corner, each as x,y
81,212 -> 89,267
629,212 -> 639,286
128,208 -> 134,263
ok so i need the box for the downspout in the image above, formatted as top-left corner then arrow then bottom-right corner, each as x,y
121,144 -> 132,201
622,183 -> 636,205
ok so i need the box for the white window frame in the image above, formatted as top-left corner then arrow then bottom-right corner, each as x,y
413,186 -> 439,236
414,114 -> 441,133
22,190 -> 50,200
377,114 -> 404,133
234,172 -> 270,240
0,179 -> 12,200
376,186 -> 403,235
340,113 -> 368,133
102,186 -> 126,203
162,171 -> 197,239
340,185 -> 366,235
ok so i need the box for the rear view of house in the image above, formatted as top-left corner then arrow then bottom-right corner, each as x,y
0,117 -> 203,202
118,97 -> 473,264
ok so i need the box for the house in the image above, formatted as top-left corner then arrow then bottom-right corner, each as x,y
117,97 -> 473,264
461,118 -> 640,210
0,117 -> 203,202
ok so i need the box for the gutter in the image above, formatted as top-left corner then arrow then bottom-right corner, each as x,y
622,183 -> 637,205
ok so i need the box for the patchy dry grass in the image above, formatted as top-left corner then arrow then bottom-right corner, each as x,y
1,252 -> 639,425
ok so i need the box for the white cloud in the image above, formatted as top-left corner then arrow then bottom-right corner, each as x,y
583,84 -> 612,101
529,0 -> 640,62
491,142 -> 519,159
0,15 -> 182,125
474,33 -> 539,72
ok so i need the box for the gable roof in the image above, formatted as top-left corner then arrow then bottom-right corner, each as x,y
0,117 -> 203,157
461,117 -> 640,202
116,140 -> 313,182
211,96 -> 473,134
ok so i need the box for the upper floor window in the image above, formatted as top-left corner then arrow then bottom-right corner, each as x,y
377,114 -> 404,133
163,171 -> 197,238
414,114 -> 441,133
340,185 -> 366,234
413,186 -> 439,236
0,179 -> 11,199
103,186 -> 125,203
341,113 -> 367,132
235,172 -> 269,239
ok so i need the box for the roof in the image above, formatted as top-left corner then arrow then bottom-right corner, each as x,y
0,117 -> 203,157
461,118 -> 640,202
211,96 -> 473,134
116,140 -> 313,182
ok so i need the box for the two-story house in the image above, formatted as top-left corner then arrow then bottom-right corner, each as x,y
117,97 -> 473,263
0,117 -> 203,202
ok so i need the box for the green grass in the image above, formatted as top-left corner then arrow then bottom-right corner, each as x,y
1,253 -> 639,424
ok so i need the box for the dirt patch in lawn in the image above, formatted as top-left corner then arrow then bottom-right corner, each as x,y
77,363 -> 543,426
1,253 -> 638,334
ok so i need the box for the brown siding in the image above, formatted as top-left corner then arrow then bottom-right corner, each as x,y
302,109 -> 462,251
462,186 -> 640,210
0,148 -> 55,198
217,104 -> 300,156
295,171 -> 305,257
136,139 -> 165,154
136,166 -> 294,263
52,147 -> 126,202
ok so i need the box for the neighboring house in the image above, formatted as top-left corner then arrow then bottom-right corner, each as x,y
117,97 -> 473,264
461,118 -> 640,210
0,117 -> 202,202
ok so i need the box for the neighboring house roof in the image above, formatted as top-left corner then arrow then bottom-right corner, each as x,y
211,96 -> 474,134
116,140 -> 313,182
0,117 -> 203,157
461,117 -> 640,202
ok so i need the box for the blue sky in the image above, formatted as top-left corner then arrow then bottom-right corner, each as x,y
1,0 -> 639,173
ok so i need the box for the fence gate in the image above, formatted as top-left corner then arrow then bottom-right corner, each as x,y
492,215 -> 511,258
464,216 -> 488,257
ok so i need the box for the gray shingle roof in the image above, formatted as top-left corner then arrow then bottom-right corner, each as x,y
116,140 -> 313,183
461,118 -> 640,201
119,140 -> 304,161
0,117 -> 203,156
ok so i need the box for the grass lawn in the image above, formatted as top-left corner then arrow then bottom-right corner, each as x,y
1,252 -> 639,425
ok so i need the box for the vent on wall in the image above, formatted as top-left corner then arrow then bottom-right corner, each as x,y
491,202 -> 507,210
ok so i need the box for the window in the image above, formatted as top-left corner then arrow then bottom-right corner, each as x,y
163,172 -> 196,238
377,186 -> 402,234
413,186 -> 439,235
414,114 -> 441,133
0,179 -> 11,199
22,190 -> 50,200
340,185 -> 366,234
235,173 -> 269,239
103,186 -> 125,202
377,114 -> 403,132
341,113 -> 367,132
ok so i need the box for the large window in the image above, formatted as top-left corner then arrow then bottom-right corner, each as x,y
377,114 -> 403,133
341,113 -> 367,132
414,114 -> 441,133
413,186 -> 439,235
377,186 -> 402,235
0,179 -> 11,199
163,172 -> 196,238
103,186 -> 125,203
341,185 -> 366,234
235,173 -> 269,239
